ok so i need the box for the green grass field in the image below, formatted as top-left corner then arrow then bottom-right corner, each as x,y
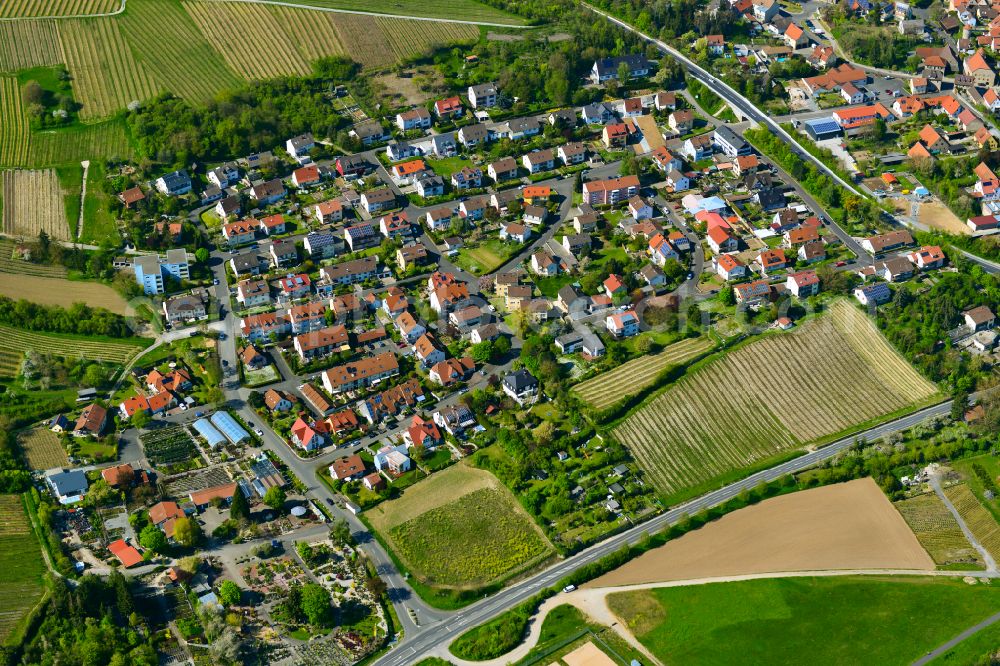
454,239 -> 519,275
0,495 -> 46,642
608,577 -> 1000,666
614,301 -> 938,499
367,464 -> 554,589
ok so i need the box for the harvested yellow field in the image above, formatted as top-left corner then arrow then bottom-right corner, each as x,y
59,18 -> 159,120
0,273 -> 132,314
895,492 -> 983,567
943,484 -> 1000,562
183,1 -> 311,78
1,169 -> 70,241
0,0 -> 118,18
18,427 -> 68,470
0,21 -> 63,72
615,300 -> 938,496
586,478 -> 934,588
574,337 -> 713,410
0,78 -> 30,167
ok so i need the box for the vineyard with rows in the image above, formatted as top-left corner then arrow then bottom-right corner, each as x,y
274,0 -> 524,23
2,169 -> 71,240
944,484 -> 1000,562
0,325 -> 143,376
140,425 -> 199,467
0,0 -> 118,18
0,239 -> 68,278
0,22 -> 62,72
373,17 -> 479,62
614,301 -> 938,497
60,17 -> 159,120
18,427 -> 69,470
895,492 -> 983,567
118,0 -> 241,103
0,495 -> 45,642
574,336 -> 714,410
30,118 -> 136,166
0,77 -> 30,167
271,6 -> 346,64
182,1 -> 313,78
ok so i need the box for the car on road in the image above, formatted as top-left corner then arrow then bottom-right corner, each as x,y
213,278 -> 220,286
326,497 -> 336,506
218,333 -> 226,340
222,360 -> 228,367
195,411 -> 204,417
254,428 -> 263,437
189,331 -> 198,337
835,261 -> 847,267
687,272 -> 694,280
563,584 -> 576,593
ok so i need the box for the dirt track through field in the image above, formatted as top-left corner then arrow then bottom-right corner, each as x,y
585,478 -> 933,588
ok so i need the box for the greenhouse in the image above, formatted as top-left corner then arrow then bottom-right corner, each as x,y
211,411 -> 250,444
192,418 -> 226,448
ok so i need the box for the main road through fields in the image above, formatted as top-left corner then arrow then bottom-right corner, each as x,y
373,398 -> 953,665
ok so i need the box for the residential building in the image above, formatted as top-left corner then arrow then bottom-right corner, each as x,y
607,310 -> 640,338
582,175 -> 639,205
321,352 -> 400,393
468,82 -> 498,108
133,250 -> 190,295
590,54 -> 650,84
786,270 -> 820,297
502,369 -> 539,405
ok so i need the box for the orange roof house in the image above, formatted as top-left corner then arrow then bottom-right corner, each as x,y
108,540 -> 143,568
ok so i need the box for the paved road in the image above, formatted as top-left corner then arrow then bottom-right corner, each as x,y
372,397 -> 954,665
912,609 -> 1000,665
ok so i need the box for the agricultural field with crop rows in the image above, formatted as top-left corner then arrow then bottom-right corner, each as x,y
0,0 -> 118,18
59,17 -> 160,120
0,325 -> 143,378
18,427 -> 69,470
0,495 -> 45,642
0,77 -> 30,167
944,484 -> 1000,562
272,0 -> 525,24
0,22 -> 62,72
614,301 -> 937,497
895,492 -> 983,567
2,169 -> 71,240
140,425 -> 199,467
270,6 -> 347,63
573,336 -> 714,410
182,1 -> 312,78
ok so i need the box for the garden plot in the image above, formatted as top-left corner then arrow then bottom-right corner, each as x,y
18,427 -> 68,470
614,301 -> 937,497
1,169 -> 71,240
895,492 -> 983,568
140,425 -> 200,468
163,466 -> 231,497
367,463 -> 554,589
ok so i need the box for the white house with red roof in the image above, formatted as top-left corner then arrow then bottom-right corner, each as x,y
606,310 -> 640,338
714,254 -> 747,281
786,270 -> 820,298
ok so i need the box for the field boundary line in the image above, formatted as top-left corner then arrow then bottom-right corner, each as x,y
0,0 -> 125,22
199,0 -> 533,28
75,160 -> 88,240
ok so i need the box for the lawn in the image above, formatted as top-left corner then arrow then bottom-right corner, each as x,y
367,463 -> 554,590
243,364 -> 280,387
425,155 -> 477,179
534,273 -> 577,299
453,239 -> 520,275
75,438 -> 117,462
608,576 -> 1000,666
0,495 -> 46,642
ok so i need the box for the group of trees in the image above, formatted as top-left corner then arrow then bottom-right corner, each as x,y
20,68 -> 78,129
272,582 -> 334,628
129,57 -> 359,168
12,573 -> 157,666
0,295 -> 134,338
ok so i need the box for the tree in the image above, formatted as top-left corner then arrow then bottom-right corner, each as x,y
218,580 -> 241,607
173,516 -> 202,547
195,247 -> 210,264
139,524 -> 168,553
617,61 -> 632,85
263,486 -> 286,512
330,518 -> 353,545
230,487 -> 250,522
634,336 -> 654,354
470,340 -> 494,364
130,410 -> 151,430
365,574 -> 388,598
300,583 -> 333,626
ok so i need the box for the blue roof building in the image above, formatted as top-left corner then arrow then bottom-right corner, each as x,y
210,411 -> 250,444
803,117 -> 843,141
193,418 -> 227,448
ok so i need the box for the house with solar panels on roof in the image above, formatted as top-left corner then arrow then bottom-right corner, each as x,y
802,117 -> 843,141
